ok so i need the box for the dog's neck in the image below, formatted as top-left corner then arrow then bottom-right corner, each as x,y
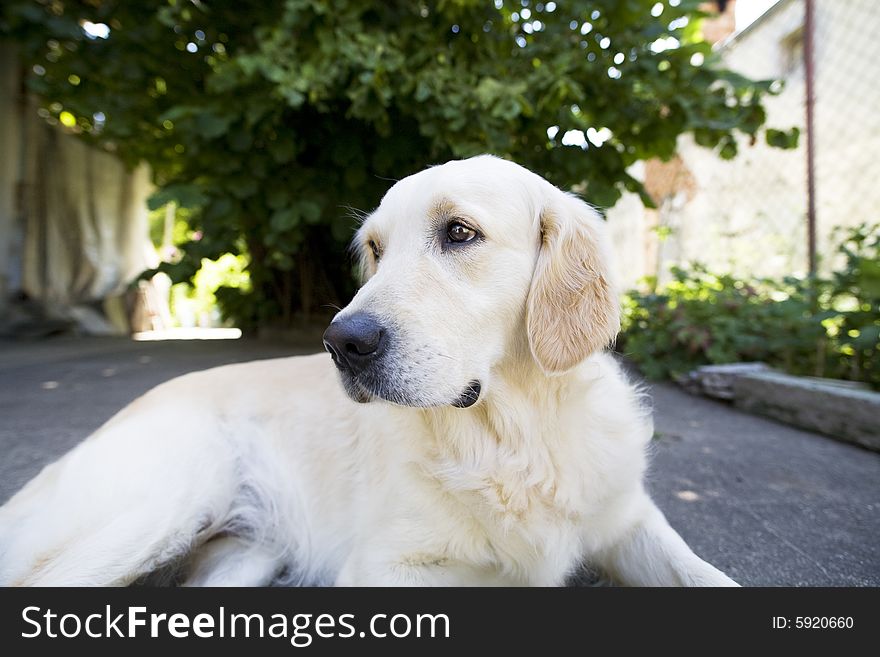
418,344 -> 584,460
411,348 -> 594,529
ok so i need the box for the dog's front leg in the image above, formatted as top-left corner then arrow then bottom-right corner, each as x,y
595,495 -> 739,587
334,531 -> 500,587
335,555 -> 435,587
335,548 -> 479,587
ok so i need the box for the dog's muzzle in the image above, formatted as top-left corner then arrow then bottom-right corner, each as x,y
323,314 -> 481,409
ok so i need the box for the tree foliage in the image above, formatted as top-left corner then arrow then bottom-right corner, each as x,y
2,0 -> 795,326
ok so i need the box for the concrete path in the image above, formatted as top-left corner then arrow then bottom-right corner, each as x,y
1,337 -> 877,586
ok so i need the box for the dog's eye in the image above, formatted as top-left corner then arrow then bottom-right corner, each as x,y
447,222 -> 478,244
368,240 -> 380,260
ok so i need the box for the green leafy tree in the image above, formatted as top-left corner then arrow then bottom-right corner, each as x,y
2,0 -> 796,327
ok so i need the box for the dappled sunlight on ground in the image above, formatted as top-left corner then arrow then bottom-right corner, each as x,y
132,328 -> 242,341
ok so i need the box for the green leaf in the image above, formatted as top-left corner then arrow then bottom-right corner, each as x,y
195,112 -> 236,139
765,127 -> 800,149
270,207 -> 299,231
298,201 -> 322,224
228,177 -> 258,199
228,129 -> 253,152
147,184 -> 207,210
851,325 -> 880,350
268,136 -> 296,163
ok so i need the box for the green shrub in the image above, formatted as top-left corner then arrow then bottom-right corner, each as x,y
620,224 -> 880,389
825,224 -> 880,387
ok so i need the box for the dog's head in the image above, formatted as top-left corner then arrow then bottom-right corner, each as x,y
323,155 -> 620,408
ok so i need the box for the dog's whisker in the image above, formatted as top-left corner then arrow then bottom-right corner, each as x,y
339,204 -> 371,225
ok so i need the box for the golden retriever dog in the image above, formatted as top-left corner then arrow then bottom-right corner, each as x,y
0,156 -> 737,586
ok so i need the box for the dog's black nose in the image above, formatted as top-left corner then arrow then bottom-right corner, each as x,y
323,313 -> 386,374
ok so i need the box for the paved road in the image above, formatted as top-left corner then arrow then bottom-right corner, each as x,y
1,337 -> 877,586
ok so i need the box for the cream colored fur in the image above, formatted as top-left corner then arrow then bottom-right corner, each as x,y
0,156 -> 737,587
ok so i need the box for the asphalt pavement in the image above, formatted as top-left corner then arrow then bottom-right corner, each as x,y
1,336 -> 877,586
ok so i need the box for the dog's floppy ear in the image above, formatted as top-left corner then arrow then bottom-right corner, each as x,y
526,188 -> 620,374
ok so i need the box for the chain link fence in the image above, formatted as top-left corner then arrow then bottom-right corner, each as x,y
609,0 -> 880,288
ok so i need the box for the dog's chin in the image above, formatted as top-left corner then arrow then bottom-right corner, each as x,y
337,372 -> 481,409
338,375 -> 376,404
